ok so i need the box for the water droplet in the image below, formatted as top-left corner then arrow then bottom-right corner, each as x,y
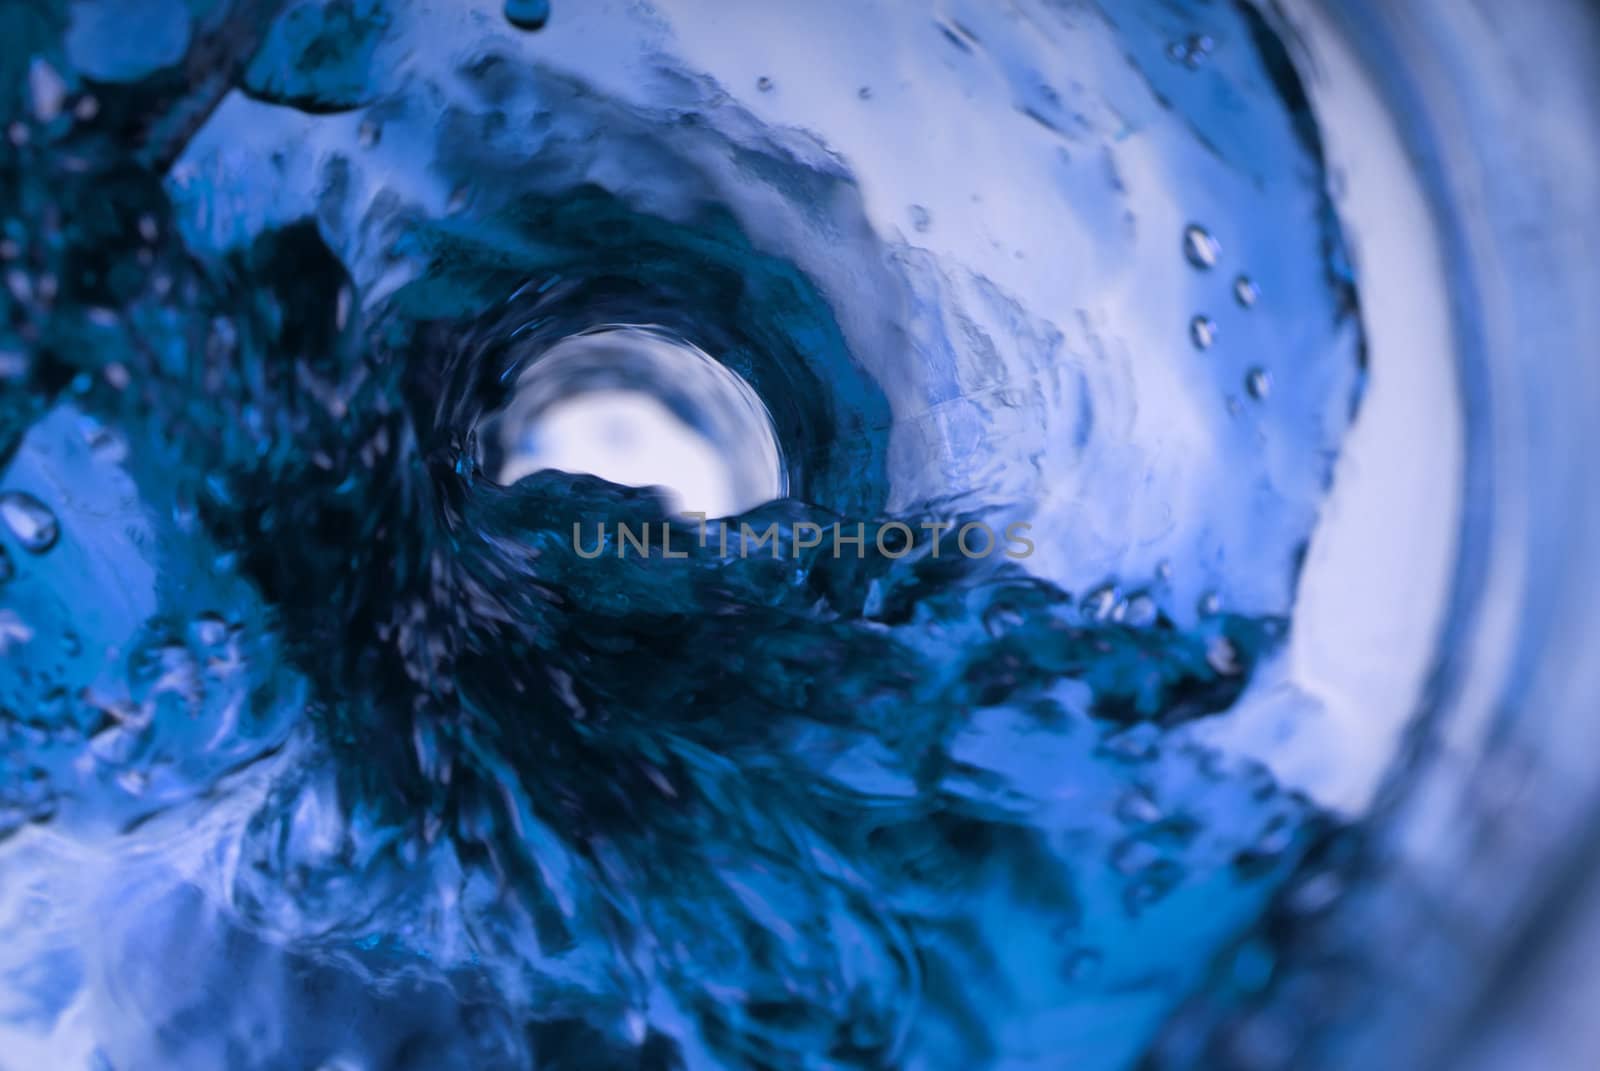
1189,315 -> 1217,350
1182,224 -> 1219,270
909,205 -> 932,233
0,492 -> 60,553
1234,274 -> 1259,308
503,0 -> 550,31
1246,367 -> 1271,399
756,76 -> 774,93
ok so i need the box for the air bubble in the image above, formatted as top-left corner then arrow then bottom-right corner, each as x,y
1084,584 -> 1119,622
1116,789 -> 1163,826
1182,224 -> 1220,270
1168,33 -> 1215,69
0,492 -> 60,553
1206,635 -> 1241,676
757,76 -> 774,93
1234,274 -> 1259,308
909,205 -> 932,233
1189,315 -> 1217,350
1246,367 -> 1271,399
1123,593 -> 1158,628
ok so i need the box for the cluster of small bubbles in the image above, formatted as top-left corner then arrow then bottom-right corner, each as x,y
1246,367 -> 1272,400
503,0 -> 550,31
0,491 -> 60,553
1167,32 -> 1215,69
1183,224 -> 1220,270
1234,274 -> 1259,308
1189,314 -> 1218,351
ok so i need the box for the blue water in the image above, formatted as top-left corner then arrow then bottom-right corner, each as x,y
1,1 -> 1365,1067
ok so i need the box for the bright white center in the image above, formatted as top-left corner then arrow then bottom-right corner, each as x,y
500,388 -> 741,517
479,325 -> 786,518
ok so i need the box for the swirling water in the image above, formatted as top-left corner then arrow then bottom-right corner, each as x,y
0,1 -> 1366,1068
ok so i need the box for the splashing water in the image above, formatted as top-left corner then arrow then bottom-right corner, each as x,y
1,1 -> 1367,1068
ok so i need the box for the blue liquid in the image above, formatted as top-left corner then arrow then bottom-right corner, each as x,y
1,1 -> 1364,1067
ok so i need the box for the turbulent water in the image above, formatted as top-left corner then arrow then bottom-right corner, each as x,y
0,1 -> 1366,1068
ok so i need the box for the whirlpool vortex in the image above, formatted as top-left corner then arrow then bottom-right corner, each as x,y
1,2 -> 1370,1068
